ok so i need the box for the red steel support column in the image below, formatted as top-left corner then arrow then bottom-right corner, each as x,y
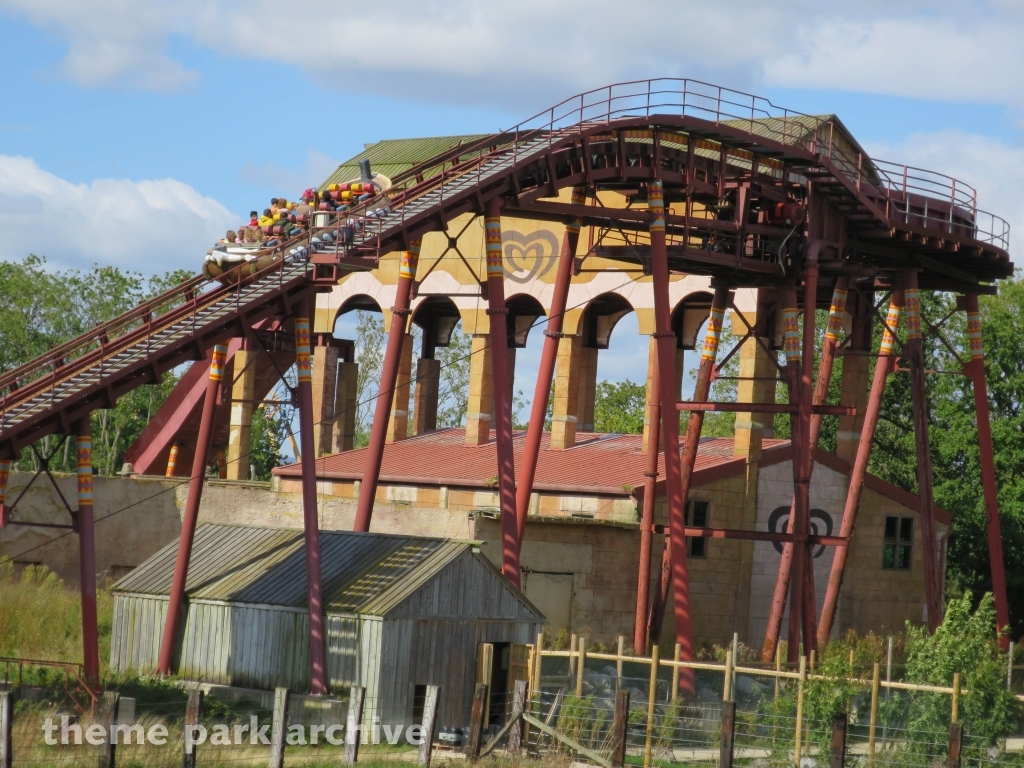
964,294 -> 1010,644
354,240 -> 420,532
817,293 -> 903,646
634,359 -> 661,653
75,417 -> 100,684
295,304 -> 328,695
157,343 -> 226,675
762,274 -> 847,661
516,186 -> 586,543
0,459 -> 10,528
782,292 -> 807,663
795,259 -> 819,657
485,199 -> 521,587
647,179 -> 696,681
903,271 -> 943,630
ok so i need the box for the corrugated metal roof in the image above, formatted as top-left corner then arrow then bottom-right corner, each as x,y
320,135 -> 486,190
113,524 -> 479,616
274,430 -> 786,493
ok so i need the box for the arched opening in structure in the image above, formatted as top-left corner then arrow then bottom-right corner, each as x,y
410,296 -> 462,434
579,292 -> 639,434
330,294 -> 385,449
504,294 -> 547,425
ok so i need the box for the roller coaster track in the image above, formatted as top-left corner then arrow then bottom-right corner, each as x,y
0,78 -> 1012,460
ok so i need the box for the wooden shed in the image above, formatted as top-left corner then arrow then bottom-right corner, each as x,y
110,523 -> 544,728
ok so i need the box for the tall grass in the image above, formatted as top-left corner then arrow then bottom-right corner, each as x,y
0,557 -> 114,668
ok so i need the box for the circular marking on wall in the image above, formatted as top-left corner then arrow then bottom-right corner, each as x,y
767,506 -> 834,558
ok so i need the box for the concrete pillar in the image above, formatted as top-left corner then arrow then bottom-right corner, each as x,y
576,346 -> 599,433
386,333 -> 414,443
836,356 -> 870,465
642,338 -> 684,452
333,361 -> 358,453
732,314 -> 777,464
226,343 -> 256,480
414,358 -> 441,435
311,342 -> 340,457
465,334 -> 493,445
550,335 -> 582,449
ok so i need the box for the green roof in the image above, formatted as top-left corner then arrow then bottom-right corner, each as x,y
320,134 -> 487,189
112,523 -> 511,617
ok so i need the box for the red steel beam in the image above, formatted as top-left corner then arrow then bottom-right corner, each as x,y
157,343 -> 226,675
294,303 -> 328,694
0,459 -> 9,528
634,355 -> 661,654
75,417 -> 100,684
516,186 -> 586,544
903,270 -> 943,630
677,403 -> 854,415
354,240 -> 420,532
963,294 -> 1010,645
485,198 -> 522,587
648,524 -> 847,547
817,292 -> 904,647
647,178 -> 698,691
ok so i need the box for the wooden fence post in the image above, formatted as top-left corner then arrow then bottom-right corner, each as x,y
794,657 -> 806,768
868,662 -> 880,768
508,680 -> 526,752
576,636 -> 587,697
97,691 -> 119,768
671,643 -> 681,703
183,689 -> 204,768
720,700 -> 736,768
343,686 -> 365,766
617,636 -> 625,691
611,690 -> 630,768
643,645 -> 659,768
951,672 -> 960,724
466,683 -> 488,761
723,650 -> 734,702
947,723 -> 963,768
269,687 -> 289,768
569,634 -> 578,680
0,690 -> 12,768
417,685 -> 440,767
830,712 -> 847,768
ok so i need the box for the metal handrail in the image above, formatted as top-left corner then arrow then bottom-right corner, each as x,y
0,655 -> 100,712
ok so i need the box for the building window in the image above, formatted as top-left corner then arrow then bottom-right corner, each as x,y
686,501 -> 709,558
883,516 -> 913,570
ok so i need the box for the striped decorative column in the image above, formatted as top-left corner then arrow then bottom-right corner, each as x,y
817,291 -> 904,646
295,304 -> 328,694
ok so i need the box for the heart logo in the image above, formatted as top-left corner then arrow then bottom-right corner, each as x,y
502,230 -> 561,283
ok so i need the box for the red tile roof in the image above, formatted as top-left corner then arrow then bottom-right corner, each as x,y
274,428 -> 950,524
274,428 -> 787,495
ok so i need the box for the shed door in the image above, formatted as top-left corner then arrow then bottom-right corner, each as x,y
507,643 -> 530,692
476,643 -> 494,728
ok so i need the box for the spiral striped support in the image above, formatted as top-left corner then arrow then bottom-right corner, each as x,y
399,238 -> 423,280
648,180 -> 665,232
782,307 -> 801,363
967,310 -> 983,360
295,318 -> 312,384
484,213 -> 504,278
209,343 -> 228,383
566,186 -> 587,237
77,435 -> 93,505
165,443 -> 179,477
904,287 -> 922,340
879,299 -> 902,355
824,287 -> 849,342
701,305 -> 726,361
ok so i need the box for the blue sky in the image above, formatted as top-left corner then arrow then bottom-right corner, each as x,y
2,1 -> 1023,412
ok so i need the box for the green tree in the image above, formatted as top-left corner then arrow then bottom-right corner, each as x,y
592,379 -> 646,434
250,404 -> 287,480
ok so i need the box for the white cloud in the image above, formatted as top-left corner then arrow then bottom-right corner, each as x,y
865,131 -> 1024,258
238,150 -> 340,196
4,1 -> 1024,111
0,155 -> 238,272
